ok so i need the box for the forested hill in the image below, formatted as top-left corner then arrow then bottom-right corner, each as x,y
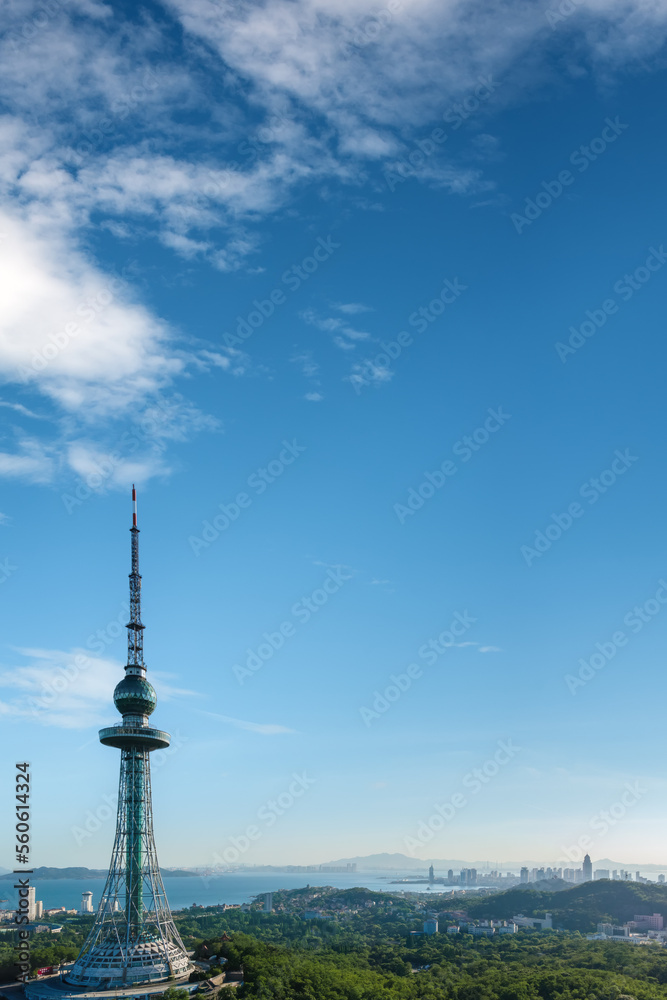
466,879 -> 667,931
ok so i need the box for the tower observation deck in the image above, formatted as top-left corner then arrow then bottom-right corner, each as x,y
66,490 -> 191,990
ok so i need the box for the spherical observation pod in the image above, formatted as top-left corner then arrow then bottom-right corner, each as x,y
99,725 -> 171,751
113,675 -> 158,717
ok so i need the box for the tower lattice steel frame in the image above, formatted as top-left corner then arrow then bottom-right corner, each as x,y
67,490 -> 191,989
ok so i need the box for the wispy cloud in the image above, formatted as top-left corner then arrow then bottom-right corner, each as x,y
0,0 -> 664,493
347,360 -> 393,392
0,647 -> 197,729
334,303 -> 374,315
0,400 -> 42,418
0,437 -> 56,485
291,352 -> 320,379
450,642 -> 501,652
301,309 -> 371,350
291,350 -> 323,400
204,711 -> 296,736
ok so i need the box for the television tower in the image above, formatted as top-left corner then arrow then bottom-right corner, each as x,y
67,489 -> 190,988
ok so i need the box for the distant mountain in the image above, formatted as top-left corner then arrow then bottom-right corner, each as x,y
322,854 -> 426,870
595,858 -> 667,872
322,854 -> 531,871
0,866 -> 194,881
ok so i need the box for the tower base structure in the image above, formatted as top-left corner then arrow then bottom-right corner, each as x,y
24,973 -> 197,1000
64,735 -> 191,990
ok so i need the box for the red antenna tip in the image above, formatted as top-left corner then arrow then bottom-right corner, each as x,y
132,485 -> 137,527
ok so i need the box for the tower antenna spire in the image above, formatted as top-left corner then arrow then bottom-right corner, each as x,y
127,485 -> 145,673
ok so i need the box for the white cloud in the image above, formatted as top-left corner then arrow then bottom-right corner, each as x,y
0,0 -> 664,489
423,640 -> 501,652
0,399 -> 42,418
0,208 -> 183,414
334,302 -> 373,315
0,647 -> 197,729
0,437 -> 56,484
301,308 -> 371,349
198,350 -> 231,371
65,442 -> 171,491
291,352 -> 320,378
165,0 -> 667,160
205,711 -> 296,735
291,350 -> 323,398
0,195 -> 227,486
346,359 -> 393,390
159,231 -> 213,259
0,649 -> 120,729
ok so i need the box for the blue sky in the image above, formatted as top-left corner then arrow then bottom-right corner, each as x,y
1,0 -> 667,871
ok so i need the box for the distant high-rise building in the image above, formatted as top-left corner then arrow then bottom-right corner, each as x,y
632,913 -> 663,931
428,865 -> 434,884
26,887 -> 35,922
264,893 -> 273,913
80,892 -> 94,915
582,855 -> 593,881
520,868 -> 529,883
659,875 -> 665,884
423,919 -> 438,935
447,869 -> 454,882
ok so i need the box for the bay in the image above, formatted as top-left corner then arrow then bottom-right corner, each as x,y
0,872 -> 453,913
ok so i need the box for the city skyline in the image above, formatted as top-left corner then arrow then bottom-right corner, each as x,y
1,0 -> 667,868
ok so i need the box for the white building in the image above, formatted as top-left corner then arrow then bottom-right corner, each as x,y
26,887 -> 43,922
80,891 -> 94,914
513,913 -> 552,930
